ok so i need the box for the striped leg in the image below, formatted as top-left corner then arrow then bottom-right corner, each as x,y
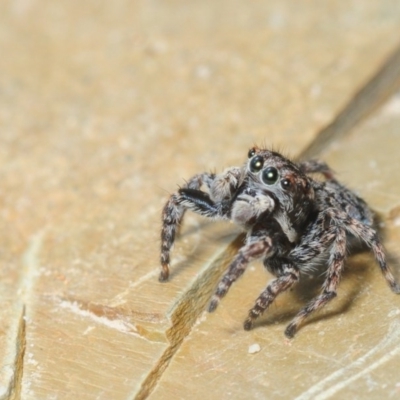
160,172 -> 215,281
208,238 -> 273,312
298,159 -> 336,181
343,215 -> 400,294
285,228 -> 346,338
160,168 -> 242,282
244,263 -> 299,330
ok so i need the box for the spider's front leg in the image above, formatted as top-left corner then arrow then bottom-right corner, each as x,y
160,168 -> 242,281
208,236 -> 274,312
244,260 -> 299,330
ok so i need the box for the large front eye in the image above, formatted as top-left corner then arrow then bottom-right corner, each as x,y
262,167 -> 279,185
249,155 -> 264,172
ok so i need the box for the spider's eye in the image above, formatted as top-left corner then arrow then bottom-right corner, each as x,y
281,179 -> 291,189
249,155 -> 264,172
248,148 -> 256,158
262,167 -> 279,185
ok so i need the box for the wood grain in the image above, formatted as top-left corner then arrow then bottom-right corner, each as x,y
1,1 -> 400,399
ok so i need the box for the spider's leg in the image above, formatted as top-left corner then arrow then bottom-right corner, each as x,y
177,188 -> 226,218
344,215 -> 400,294
298,160 -> 336,181
208,237 -> 273,312
160,169 -> 240,282
160,193 -> 186,281
244,262 -> 299,330
160,172 -> 216,281
285,227 -> 346,338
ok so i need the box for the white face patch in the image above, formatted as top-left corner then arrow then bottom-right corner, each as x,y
231,193 -> 275,227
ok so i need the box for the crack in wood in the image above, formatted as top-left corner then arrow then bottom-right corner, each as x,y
55,296 -> 168,343
3,306 -> 26,400
134,235 -> 244,400
295,320 -> 400,400
1,232 -> 44,399
300,44 -> 400,160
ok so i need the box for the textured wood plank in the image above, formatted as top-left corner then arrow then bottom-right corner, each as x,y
1,0 -> 400,399
300,46 -> 400,160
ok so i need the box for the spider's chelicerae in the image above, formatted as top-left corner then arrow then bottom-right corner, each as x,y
159,147 -> 400,337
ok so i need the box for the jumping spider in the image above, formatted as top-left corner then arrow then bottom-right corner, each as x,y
159,147 -> 400,337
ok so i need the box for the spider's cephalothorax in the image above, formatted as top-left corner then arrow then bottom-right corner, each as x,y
159,147 -> 400,338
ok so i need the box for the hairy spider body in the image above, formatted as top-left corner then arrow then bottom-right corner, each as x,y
160,147 -> 400,338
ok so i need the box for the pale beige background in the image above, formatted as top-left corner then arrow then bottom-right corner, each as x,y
1,1 -> 400,399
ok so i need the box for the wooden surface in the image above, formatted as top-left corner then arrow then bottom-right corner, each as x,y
1,1 -> 400,399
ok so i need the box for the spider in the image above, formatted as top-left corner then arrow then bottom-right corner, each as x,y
159,147 -> 400,337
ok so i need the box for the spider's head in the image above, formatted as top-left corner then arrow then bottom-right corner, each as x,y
246,147 -> 315,223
